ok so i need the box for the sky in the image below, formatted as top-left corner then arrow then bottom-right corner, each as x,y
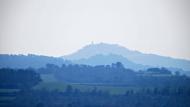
0,0 -> 190,60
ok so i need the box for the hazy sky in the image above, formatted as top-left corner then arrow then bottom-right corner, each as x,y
0,0 -> 190,59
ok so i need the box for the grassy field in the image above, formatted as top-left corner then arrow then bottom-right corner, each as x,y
0,89 -> 19,93
35,81 -> 142,95
0,89 -> 19,107
36,74 -> 143,95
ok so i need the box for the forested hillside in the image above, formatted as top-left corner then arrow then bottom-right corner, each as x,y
37,62 -> 189,88
0,65 -> 190,107
0,54 -> 70,68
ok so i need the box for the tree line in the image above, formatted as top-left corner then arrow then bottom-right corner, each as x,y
0,62 -> 190,107
37,62 -> 190,88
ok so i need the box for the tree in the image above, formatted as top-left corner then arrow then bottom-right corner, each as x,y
116,62 -> 124,69
0,68 -> 41,90
175,71 -> 180,76
65,85 -> 73,94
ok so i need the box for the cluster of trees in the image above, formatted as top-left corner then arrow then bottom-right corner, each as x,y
145,67 -> 172,74
0,63 -> 190,107
10,85 -> 190,107
0,68 -> 42,107
37,63 -> 190,87
0,68 -> 41,89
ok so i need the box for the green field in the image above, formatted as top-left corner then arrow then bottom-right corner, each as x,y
35,81 -> 143,95
36,74 -> 144,95
0,89 -> 18,107
0,89 -> 19,93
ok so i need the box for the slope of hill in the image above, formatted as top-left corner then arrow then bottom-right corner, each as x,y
72,54 -> 149,70
64,43 -> 190,71
0,54 -> 70,68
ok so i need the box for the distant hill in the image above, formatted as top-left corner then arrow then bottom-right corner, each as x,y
72,54 -> 149,70
0,54 -> 70,68
64,43 -> 190,71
